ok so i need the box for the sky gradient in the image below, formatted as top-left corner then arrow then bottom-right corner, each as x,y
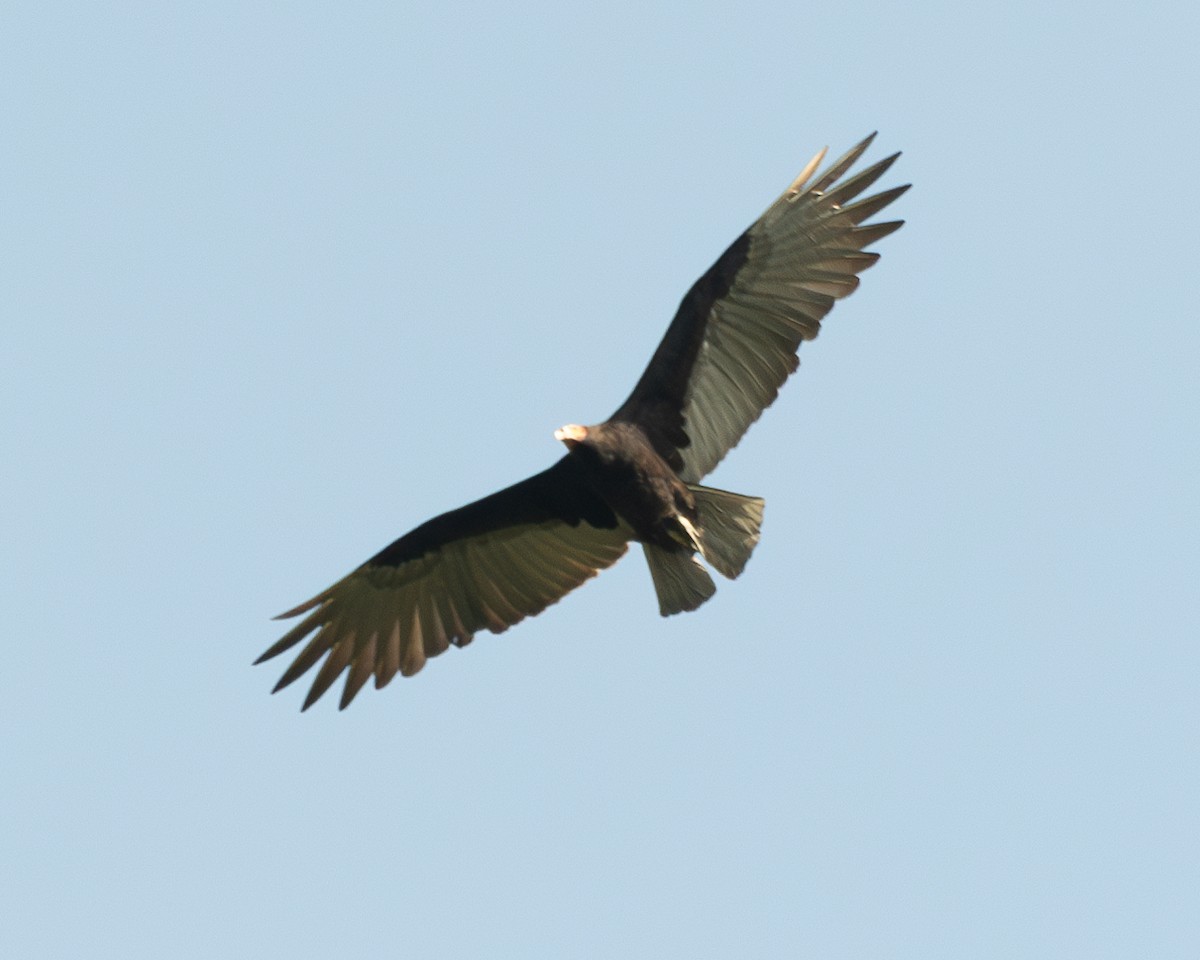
4,2 -> 1198,957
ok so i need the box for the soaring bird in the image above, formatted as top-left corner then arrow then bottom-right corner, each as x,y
258,133 -> 907,709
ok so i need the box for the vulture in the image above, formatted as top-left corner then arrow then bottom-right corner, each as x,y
258,133 -> 907,709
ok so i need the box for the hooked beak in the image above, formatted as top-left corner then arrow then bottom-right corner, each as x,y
554,423 -> 588,448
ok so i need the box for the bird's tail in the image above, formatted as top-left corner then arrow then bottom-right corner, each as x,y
642,485 -> 764,617
687,484 -> 765,580
643,544 -> 716,617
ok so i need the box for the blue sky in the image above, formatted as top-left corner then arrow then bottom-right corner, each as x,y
4,2 -> 1197,957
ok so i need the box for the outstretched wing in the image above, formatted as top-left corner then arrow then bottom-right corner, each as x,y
609,133 -> 908,482
257,457 -> 630,710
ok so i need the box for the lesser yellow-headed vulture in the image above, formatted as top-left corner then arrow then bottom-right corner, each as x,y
258,133 -> 907,709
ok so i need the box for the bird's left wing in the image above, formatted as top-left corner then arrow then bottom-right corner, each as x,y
609,133 -> 908,481
257,458 -> 630,710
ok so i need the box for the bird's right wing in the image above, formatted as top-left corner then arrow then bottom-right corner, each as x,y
256,457 -> 630,710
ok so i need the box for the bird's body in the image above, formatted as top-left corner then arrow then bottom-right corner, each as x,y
561,421 -> 697,552
258,134 -> 908,709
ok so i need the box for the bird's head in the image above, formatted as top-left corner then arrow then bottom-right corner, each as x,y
553,423 -> 589,449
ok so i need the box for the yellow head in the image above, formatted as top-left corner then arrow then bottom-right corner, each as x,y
553,423 -> 589,448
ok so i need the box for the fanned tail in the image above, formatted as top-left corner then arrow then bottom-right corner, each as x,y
688,485 -> 764,580
642,544 -> 716,616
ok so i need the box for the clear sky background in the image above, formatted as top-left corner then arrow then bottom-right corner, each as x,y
4,2 -> 1197,957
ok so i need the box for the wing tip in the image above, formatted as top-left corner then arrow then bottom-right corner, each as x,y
782,146 -> 829,201
301,688 -> 323,712
271,670 -> 300,695
272,597 -> 323,621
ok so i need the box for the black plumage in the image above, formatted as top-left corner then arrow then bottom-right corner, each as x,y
257,133 -> 908,709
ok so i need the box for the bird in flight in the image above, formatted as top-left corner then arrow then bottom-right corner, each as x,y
258,133 -> 907,710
